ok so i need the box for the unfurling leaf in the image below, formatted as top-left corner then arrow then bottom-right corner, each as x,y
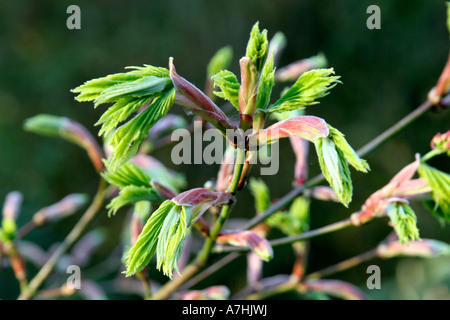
250,116 -> 329,147
156,205 -> 190,277
267,68 -> 341,114
256,53 -> 275,110
248,178 -> 271,213
314,137 -> 352,207
72,65 -> 175,169
207,46 -> 233,78
386,201 -> 420,244
211,70 -> 240,109
102,160 -> 151,189
131,154 -> 186,192
328,125 -> 370,173
109,88 -> 176,168
418,163 -> 450,221
124,200 -> 176,276
217,230 -> 273,261
107,185 -> 160,217
313,126 -> 369,207
245,22 -> 269,72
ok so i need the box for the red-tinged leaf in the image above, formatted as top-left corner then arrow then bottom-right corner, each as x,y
308,186 -> 340,202
217,230 -> 273,261
395,178 -> 432,198
302,279 -> 369,300
388,158 -> 420,189
290,136 -> 309,186
377,238 -> 450,259
172,188 -> 231,207
169,58 -> 237,133
251,116 -> 329,146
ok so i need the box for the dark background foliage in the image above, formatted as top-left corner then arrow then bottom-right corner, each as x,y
0,0 -> 449,299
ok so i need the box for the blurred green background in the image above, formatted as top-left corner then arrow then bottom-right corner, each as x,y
0,0 -> 449,299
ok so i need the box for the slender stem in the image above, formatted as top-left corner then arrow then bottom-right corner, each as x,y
18,179 -> 108,300
179,252 -> 241,290
215,218 -> 353,253
152,147 -> 246,300
355,100 -> 433,156
136,271 -> 152,300
244,99 -> 434,230
306,249 -> 378,279
245,281 -> 297,300
421,148 -> 444,163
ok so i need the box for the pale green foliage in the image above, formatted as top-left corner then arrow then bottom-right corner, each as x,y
418,163 -> 450,221
109,89 -> 176,168
143,162 -> 186,192
156,206 -> 190,277
211,70 -> 240,110
267,69 -> 341,113
107,186 -> 160,217
72,65 -> 176,168
328,126 -> 370,173
207,46 -> 233,77
245,22 -> 269,72
313,126 -> 369,207
124,201 -> 193,278
102,160 -> 151,188
124,200 -> 175,276
102,160 -> 160,216
256,53 -> 275,110
248,178 -> 271,213
268,196 -> 310,236
315,137 -> 353,207
386,202 -> 420,244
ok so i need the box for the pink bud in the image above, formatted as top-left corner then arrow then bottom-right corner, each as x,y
301,279 -> 369,300
430,130 -> 450,154
308,186 -> 340,202
177,285 -> 230,300
2,191 -> 23,221
250,116 -> 329,147
217,230 -> 273,261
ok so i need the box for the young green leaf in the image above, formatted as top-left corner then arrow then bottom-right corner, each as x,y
107,185 -> 160,217
207,46 -> 233,78
256,53 -> 275,110
267,68 -> 341,113
156,205 -> 190,278
328,125 -> 370,173
211,70 -> 240,110
248,178 -> 271,213
102,160 -> 151,188
245,22 -> 269,72
109,88 -> 176,168
314,137 -> 353,207
386,201 -> 420,244
124,200 -> 175,276
132,154 -> 186,192
418,163 -> 450,221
